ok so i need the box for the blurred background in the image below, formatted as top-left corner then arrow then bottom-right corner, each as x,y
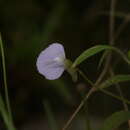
0,0 -> 130,129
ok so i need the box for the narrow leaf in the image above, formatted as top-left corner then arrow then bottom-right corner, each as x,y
72,45 -> 130,67
100,75 -> 130,89
100,111 -> 130,130
72,45 -> 113,67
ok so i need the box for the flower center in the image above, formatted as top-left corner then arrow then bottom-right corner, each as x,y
53,57 -> 65,65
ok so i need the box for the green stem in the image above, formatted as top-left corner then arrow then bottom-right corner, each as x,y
78,69 -> 130,104
99,89 -> 130,104
62,89 -> 92,130
78,69 -> 93,86
83,100 -> 91,130
79,88 -> 91,130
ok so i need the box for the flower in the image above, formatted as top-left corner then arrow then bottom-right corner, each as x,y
36,43 -> 66,80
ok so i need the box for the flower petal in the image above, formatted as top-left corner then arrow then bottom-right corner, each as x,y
36,43 -> 65,80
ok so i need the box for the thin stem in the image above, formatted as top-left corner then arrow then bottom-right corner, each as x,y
62,69 -> 130,130
109,68 -> 129,110
109,0 -> 130,129
62,86 -> 93,130
78,69 -> 93,86
79,69 -> 130,105
109,68 -> 130,128
98,11 -> 128,19
114,18 -> 129,41
99,89 -> 130,105
79,84 -> 91,130
95,0 -> 116,86
0,34 -> 13,124
95,55 -> 112,86
97,0 -> 116,85
84,104 -> 91,130
109,0 -> 116,45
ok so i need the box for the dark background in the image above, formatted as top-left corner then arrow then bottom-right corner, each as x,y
0,0 -> 130,129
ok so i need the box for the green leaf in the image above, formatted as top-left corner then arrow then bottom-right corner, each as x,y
72,45 -> 113,67
100,111 -> 130,130
100,75 -> 130,89
72,45 -> 130,67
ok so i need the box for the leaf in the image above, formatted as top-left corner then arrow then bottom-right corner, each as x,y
72,45 -> 130,67
100,74 -> 130,89
100,111 -> 130,130
72,45 -> 113,67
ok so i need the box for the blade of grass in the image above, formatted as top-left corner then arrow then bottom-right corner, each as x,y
0,33 -> 12,120
0,33 -> 15,130
0,94 -> 15,130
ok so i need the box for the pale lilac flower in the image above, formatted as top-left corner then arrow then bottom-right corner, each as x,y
36,43 -> 66,80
